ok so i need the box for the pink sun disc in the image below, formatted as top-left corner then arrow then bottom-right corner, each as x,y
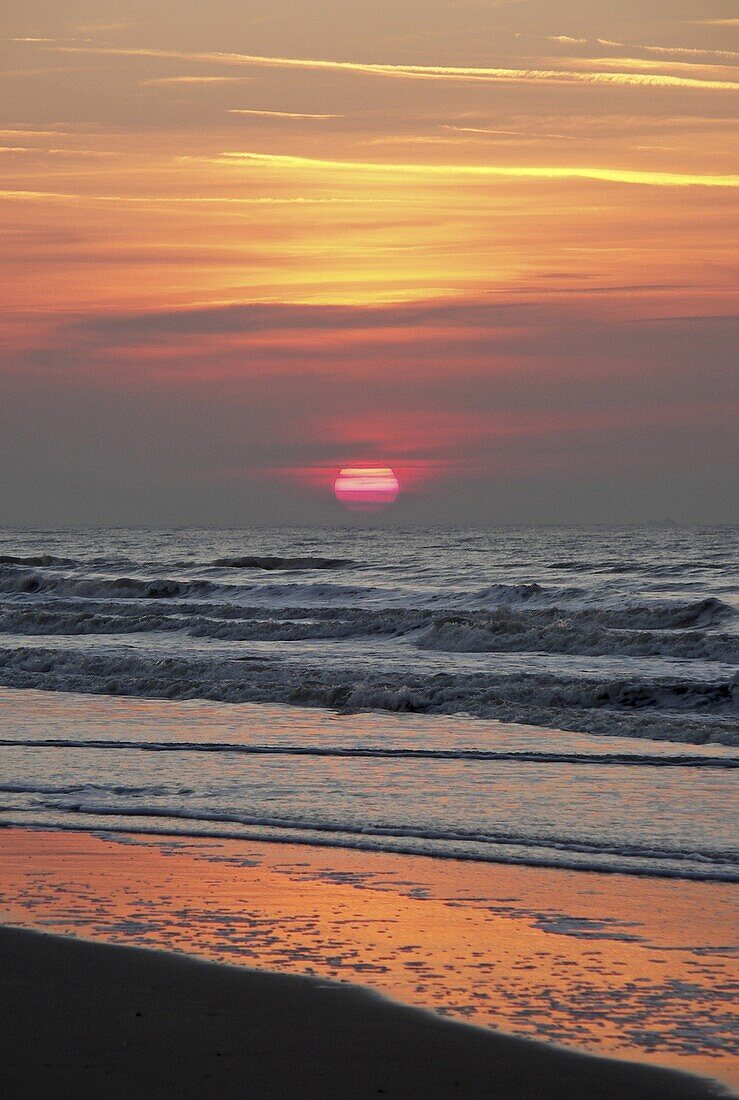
333,466 -> 400,511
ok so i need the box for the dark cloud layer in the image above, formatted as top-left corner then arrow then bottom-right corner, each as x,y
2,300 -> 736,524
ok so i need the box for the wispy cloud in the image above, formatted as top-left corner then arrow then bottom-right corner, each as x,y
444,125 -> 575,139
45,148 -> 122,157
553,56 -> 739,78
445,125 -> 529,137
47,45 -> 739,91
140,76 -> 255,86
228,109 -> 340,119
0,188 -> 391,207
216,150 -> 739,189
0,145 -> 119,158
594,38 -> 739,62
546,35 -> 739,62
0,128 -> 74,137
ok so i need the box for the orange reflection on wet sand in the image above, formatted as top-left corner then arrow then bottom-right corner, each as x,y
0,828 -> 736,1090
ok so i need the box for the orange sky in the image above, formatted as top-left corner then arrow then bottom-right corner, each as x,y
1,0 -> 737,523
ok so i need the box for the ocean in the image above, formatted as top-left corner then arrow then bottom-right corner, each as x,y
0,524 -> 736,882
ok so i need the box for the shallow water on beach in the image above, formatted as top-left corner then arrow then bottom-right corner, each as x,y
0,689 -> 736,880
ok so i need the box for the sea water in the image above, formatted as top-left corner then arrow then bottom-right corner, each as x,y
0,525 -> 736,880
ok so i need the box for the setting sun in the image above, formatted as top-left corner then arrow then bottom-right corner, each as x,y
333,466 -> 400,511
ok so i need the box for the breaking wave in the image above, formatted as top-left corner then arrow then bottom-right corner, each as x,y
2,797 -> 736,881
1,597 -> 736,662
0,644 -> 735,744
0,564 -> 586,609
413,613 -> 739,662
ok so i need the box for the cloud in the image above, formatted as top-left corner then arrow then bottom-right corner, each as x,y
0,128 -> 75,137
216,150 -> 739,189
546,35 -> 739,62
228,109 -> 340,119
65,299 -> 739,365
49,45 -> 739,91
444,125 -> 575,140
594,38 -> 739,62
140,76 -> 256,86
553,55 -> 739,78
73,299 -> 501,340
0,188 -> 384,207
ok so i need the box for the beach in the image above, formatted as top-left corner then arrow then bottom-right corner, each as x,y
0,825 -> 736,1095
1,923 -> 727,1099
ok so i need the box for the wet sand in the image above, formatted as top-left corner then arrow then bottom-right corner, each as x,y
0,924 -> 727,1099
0,827 -> 736,1093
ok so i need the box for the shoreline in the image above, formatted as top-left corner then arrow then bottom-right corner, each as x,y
0,924 -> 728,1099
6,816 -> 738,883
2,686 -> 736,883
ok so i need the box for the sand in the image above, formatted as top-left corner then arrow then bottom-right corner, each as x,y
0,925 -> 727,1100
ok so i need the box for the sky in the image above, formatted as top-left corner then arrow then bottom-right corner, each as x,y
1,0 -> 737,526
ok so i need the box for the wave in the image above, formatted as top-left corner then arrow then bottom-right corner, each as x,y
0,645 -> 735,743
2,738 -> 735,767
0,552 -> 357,572
549,558 -> 736,576
0,567 -> 392,605
434,582 -> 588,607
1,556 -> 735,628
0,605 -> 417,642
0,565 -> 218,600
1,597 -> 736,661
4,802 -> 736,882
0,554 -> 76,567
212,555 -> 356,570
413,616 -> 739,662
0,565 -> 586,610
0,607 -> 185,636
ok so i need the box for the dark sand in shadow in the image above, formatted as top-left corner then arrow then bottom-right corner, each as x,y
0,926 -> 728,1099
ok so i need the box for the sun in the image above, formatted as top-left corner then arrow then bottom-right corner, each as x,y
333,466 -> 400,511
